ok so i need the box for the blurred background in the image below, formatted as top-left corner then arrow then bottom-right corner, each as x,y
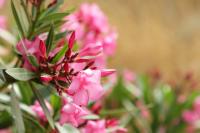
2,0 -> 200,78
66,0 -> 200,80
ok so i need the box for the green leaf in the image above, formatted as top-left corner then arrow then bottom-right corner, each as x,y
27,55 -> 39,67
11,0 -> 25,37
0,110 -> 13,128
38,0 -> 64,20
30,83 -> 55,129
54,31 -> 67,42
51,44 -> 68,64
23,113 -> 45,133
34,20 -> 65,36
6,68 -> 36,81
18,81 -> 33,105
38,13 -> 69,25
50,94 -> 61,112
46,24 -> 55,53
56,123 -> 80,133
11,86 -> 25,133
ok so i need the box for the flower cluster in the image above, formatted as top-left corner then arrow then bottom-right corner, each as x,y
16,32 -> 114,96
15,3 -> 125,131
62,3 -> 117,68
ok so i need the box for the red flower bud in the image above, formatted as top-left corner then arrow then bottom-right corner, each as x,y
40,74 -> 53,83
68,31 -> 75,49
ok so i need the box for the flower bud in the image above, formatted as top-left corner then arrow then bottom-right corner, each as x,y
40,74 -> 53,83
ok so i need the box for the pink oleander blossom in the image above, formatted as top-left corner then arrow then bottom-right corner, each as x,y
0,16 -> 6,29
193,97 -> 200,112
67,69 -> 104,106
0,129 -> 11,133
0,0 -> 5,8
60,99 -> 89,127
31,101 -> 52,122
16,32 -> 115,95
81,119 -> 127,133
62,3 -> 117,68
123,69 -> 136,83
81,120 -> 106,133
16,37 -> 46,71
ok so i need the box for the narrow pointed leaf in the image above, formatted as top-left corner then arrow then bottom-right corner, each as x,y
27,55 -> 39,67
11,86 -> 25,133
46,24 -> 54,53
31,83 -> 55,129
51,44 -> 68,64
11,0 -> 25,37
6,68 -> 36,81
54,31 -> 67,42
38,13 -> 69,25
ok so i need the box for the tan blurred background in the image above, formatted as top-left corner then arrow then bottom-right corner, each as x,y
2,0 -> 200,78
66,0 -> 200,78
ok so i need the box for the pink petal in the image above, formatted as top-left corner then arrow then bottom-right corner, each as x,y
101,69 -> 116,77
68,31 -> 75,49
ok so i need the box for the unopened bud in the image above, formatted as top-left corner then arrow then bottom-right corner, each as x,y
40,74 -> 53,83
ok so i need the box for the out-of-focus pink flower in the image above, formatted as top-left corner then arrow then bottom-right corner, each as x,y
182,110 -> 199,124
102,31 -> 117,56
31,101 -> 52,122
62,3 -> 117,69
67,69 -> 104,106
123,69 -> 136,83
60,99 -> 89,127
136,101 -> 150,120
81,120 -> 106,133
0,0 -> 5,8
0,129 -> 12,133
193,97 -> 200,112
0,16 -> 6,29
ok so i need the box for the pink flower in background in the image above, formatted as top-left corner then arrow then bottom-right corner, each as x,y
62,3 -> 117,68
81,119 -> 127,133
193,97 -> 200,112
123,69 -> 136,82
0,0 -> 5,8
67,69 -> 104,106
31,101 -> 52,122
182,110 -> 198,124
60,99 -> 89,127
81,120 -> 106,133
0,16 -> 6,29
0,129 -> 11,133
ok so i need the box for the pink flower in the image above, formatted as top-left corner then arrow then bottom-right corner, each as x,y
0,0 -> 5,8
0,128 -> 11,133
182,110 -> 199,124
102,31 -> 118,56
62,3 -> 117,69
123,69 -> 136,83
16,37 -> 46,70
193,97 -> 200,112
81,120 -> 106,133
60,99 -> 88,127
31,101 -> 52,122
0,16 -> 6,29
67,69 -> 104,106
